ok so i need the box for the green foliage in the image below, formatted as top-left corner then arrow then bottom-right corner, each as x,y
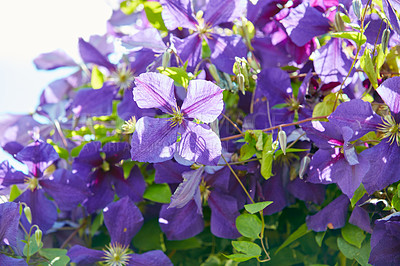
90,212 -> 104,237
39,248 -> 70,266
9,184 -> 22,202
360,49 -> 378,89
244,201 -> 273,214
166,238 -> 202,250
91,65 -> 105,89
337,237 -> 371,265
351,183 -> 366,207
158,67 -> 190,88
330,31 -> 367,46
143,183 -> 172,203
275,223 -> 311,254
260,133 -> 274,180
341,223 -> 366,248
143,1 -> 167,31
236,213 -> 262,239
23,235 -> 43,257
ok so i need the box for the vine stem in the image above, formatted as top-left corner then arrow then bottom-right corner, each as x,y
220,116 -> 328,142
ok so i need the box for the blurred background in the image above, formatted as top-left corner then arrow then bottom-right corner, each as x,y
0,0 -> 112,164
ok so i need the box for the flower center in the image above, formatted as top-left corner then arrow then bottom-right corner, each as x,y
24,177 -> 39,191
195,11 -> 212,39
111,66 -> 135,90
285,96 -> 301,112
377,115 -> 400,146
199,178 -> 211,203
102,242 -> 132,266
168,107 -> 184,127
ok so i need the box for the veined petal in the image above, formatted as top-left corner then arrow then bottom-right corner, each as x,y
171,34 -> 203,72
78,38 -> 115,70
129,250 -> 172,266
204,0 -> 246,26
133,73 -> 177,114
376,76 -> 400,115
154,161 -> 189,184
177,121 -> 222,166
181,80 -> 223,123
67,245 -> 104,265
160,0 -> 198,31
103,142 -> 130,164
169,168 -> 203,209
130,117 -> 178,163
33,49 -> 77,70
0,202 -> 20,248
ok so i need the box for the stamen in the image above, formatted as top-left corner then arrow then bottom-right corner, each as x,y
377,115 -> 400,146
111,66 -> 135,90
24,177 -> 39,191
167,106 -> 184,127
102,242 -> 132,266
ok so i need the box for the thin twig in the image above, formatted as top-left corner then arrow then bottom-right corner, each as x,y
222,113 -> 242,134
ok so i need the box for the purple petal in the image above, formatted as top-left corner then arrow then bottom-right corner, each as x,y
177,121 -> 222,166
114,165 -> 146,202
376,76 -> 400,114
67,245 -> 104,264
181,80 -> 224,123
171,34 -> 203,71
302,121 -> 343,149
133,73 -> 177,114
204,0 -> 246,26
70,86 -> 117,117
160,0 -> 198,30
40,169 -> 91,212
85,170 -> 115,213
349,206 -> 372,234
129,250 -> 172,266
103,142 -> 130,164
0,161 -> 29,186
0,202 -> 20,247
314,38 -> 353,84
118,88 -> 156,121
17,189 -> 57,233
208,192 -> 241,239
382,0 -> 400,35
16,140 -> 59,177
122,28 -> 167,53
103,196 -> 144,246
78,38 -> 115,70
207,34 -> 247,74
306,195 -> 349,231
280,2 -> 330,47
33,49 -> 77,70
159,200 -> 204,240
262,174 -> 289,215
287,178 -> 326,205
130,117 -> 178,163
362,141 -> 400,194
0,255 -> 27,266
169,168 -> 203,209
256,68 -> 292,107
72,141 -> 103,178
204,166 -> 231,192
154,161 -> 189,184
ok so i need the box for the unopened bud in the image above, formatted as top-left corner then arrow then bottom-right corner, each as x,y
278,130 -> 287,155
272,140 -> 279,150
24,206 -> 32,224
162,50 -> 171,70
352,0 -> 362,20
237,73 -> 245,94
34,229 -> 42,247
381,28 -> 391,54
299,156 -> 311,179
334,12 -> 345,32
208,64 -> 220,84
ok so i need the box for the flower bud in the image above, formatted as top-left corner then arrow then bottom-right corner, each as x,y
237,73 -> 245,94
352,0 -> 362,20
162,50 -> 171,70
208,64 -> 220,84
334,12 -> 345,32
278,130 -> 287,155
381,28 -> 390,54
24,206 -> 32,224
272,140 -> 279,150
299,156 -> 311,179
34,229 -> 42,247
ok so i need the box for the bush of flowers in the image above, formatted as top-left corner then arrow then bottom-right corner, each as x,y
1,0 -> 400,265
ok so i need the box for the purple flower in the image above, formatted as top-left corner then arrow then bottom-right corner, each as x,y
131,72 -> 223,165
67,197 -> 173,266
0,202 -> 21,248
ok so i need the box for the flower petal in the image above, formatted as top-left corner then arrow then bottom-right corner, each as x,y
177,122 -> 222,165
204,0 -> 246,26
117,88 -> 156,121
33,49 -> 77,70
130,117 -> 178,163
169,168 -> 203,209
181,80 -> 223,123
129,250 -> 173,266
113,165 -> 146,202
67,245 -> 104,265
171,34 -> 203,71
376,76 -> 400,115
78,38 -> 115,70
133,73 -> 177,114
0,202 -> 20,248
70,86 -> 117,117
154,160 -> 190,184
103,142 -> 130,164
160,0 -> 198,30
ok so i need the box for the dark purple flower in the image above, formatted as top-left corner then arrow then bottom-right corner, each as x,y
0,202 -> 21,248
131,72 -> 223,165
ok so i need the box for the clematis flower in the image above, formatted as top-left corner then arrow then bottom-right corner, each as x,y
131,72 -> 223,165
67,197 -> 172,266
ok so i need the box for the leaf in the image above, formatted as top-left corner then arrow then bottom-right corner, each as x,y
260,133 -> 273,180
315,231 -> 326,247
341,223 -> 366,248
391,184 -> 400,211
90,212 -> 104,237
166,237 -> 202,250
275,148 -> 308,157
331,31 -> 367,46
23,236 -> 43,257
143,1 -> 167,31
224,253 -> 260,262
9,185 -> 22,202
239,143 -> 256,161
133,219 -> 162,251
120,0 -> 143,15
232,241 -> 262,256
143,183 -> 172,203
235,213 -> 262,239
275,223 -> 311,254
158,67 -> 190,88
312,93 -> 338,118
39,248 -> 70,266
337,237 -> 371,266
360,49 -> 378,89
351,183 -> 366,207
244,201 -> 273,214
91,65 -> 104,90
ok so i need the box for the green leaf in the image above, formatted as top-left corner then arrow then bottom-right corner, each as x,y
235,213 -> 262,239
275,223 -> 311,254
239,143 -> 256,161
202,39 -> 211,59
133,219 -> 162,251
232,241 -> 262,256
275,148 -> 308,157
158,67 -> 190,88
341,223 -> 366,248
39,248 -> 70,266
224,253 -> 259,262
120,0 -> 143,15
9,185 -> 22,202
143,1 -> 167,31
260,133 -> 273,180
337,237 -> 371,266
315,231 -> 326,247
166,237 -> 202,250
91,65 -> 104,89
244,201 -> 273,214
351,183 -> 366,207
374,44 -> 387,79
392,184 -> 400,211
23,235 -> 43,257
143,183 -> 172,203
312,93 -> 337,118
331,31 -> 367,46
360,49 -> 378,89
90,212 -> 104,237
